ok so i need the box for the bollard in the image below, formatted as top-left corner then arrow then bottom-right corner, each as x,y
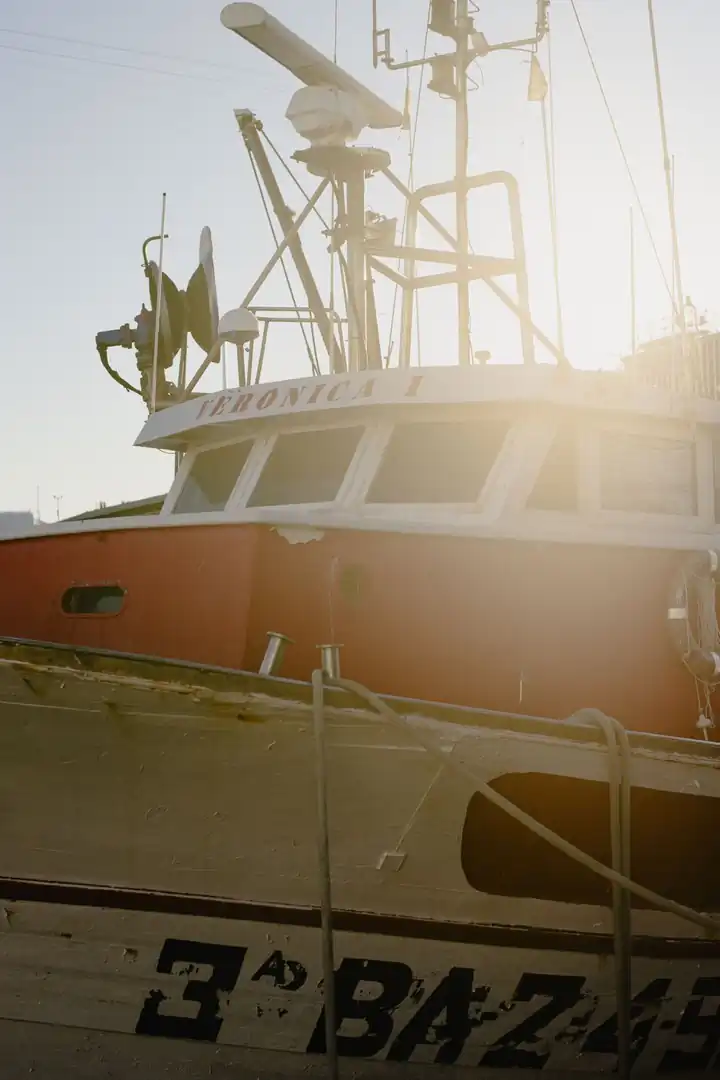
318,644 -> 342,680
259,632 -> 293,676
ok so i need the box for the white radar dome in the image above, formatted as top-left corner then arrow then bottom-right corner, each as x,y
218,307 -> 260,345
286,86 -> 368,146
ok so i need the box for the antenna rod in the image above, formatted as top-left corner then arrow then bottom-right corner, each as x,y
456,0 -> 472,366
647,0 -> 684,335
630,206 -> 636,356
150,192 -> 167,413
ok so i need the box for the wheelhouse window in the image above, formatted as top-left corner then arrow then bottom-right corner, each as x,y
599,430 -> 697,516
173,440 -> 253,514
462,773 -> 720,910
247,426 -> 363,507
527,426 -> 578,511
366,419 -> 509,504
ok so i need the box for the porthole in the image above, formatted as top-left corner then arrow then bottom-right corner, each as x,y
61,585 -> 126,616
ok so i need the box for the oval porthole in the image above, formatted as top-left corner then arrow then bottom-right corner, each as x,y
61,585 -> 126,616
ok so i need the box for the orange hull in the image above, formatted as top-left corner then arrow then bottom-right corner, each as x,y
0,524 -> 697,737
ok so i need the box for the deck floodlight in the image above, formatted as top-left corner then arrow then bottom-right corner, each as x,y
220,3 -> 403,131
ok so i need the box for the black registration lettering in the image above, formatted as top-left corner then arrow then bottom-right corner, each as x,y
480,973 -> 586,1069
251,949 -> 308,993
307,958 -> 413,1058
387,966 -> 489,1064
659,977 -> 720,1072
136,938 -> 246,1042
582,978 -> 672,1067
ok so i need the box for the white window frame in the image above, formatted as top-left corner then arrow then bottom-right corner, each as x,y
231,418 -> 373,512
357,412 -> 516,519
516,413 -> 710,533
589,415 -> 708,530
163,433 -> 257,516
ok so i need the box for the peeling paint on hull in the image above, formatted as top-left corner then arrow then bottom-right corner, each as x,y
0,641 -> 717,1076
0,900 -> 716,1076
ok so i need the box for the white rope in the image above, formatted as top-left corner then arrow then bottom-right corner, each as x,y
683,563 -> 720,739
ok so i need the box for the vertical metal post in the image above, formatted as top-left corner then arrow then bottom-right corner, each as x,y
346,169 -> 367,372
455,0 -> 472,366
236,343 -> 246,387
150,192 -> 167,413
630,206 -> 637,356
399,200 -> 418,367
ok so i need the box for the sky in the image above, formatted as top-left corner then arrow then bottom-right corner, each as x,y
1,0 -> 718,519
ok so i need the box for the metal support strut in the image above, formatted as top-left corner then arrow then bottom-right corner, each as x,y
236,111 -> 346,373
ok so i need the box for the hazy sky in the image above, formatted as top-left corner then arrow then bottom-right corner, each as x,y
1,0 -> 717,518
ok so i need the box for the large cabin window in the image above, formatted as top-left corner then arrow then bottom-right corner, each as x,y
598,430 -> 697,516
173,440 -> 253,514
247,426 -> 363,507
462,773 -> 720,910
527,426 -> 578,511
366,419 -> 509,504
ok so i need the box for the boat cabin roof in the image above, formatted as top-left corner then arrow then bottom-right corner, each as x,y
111,364 -> 720,551
136,365 -> 720,451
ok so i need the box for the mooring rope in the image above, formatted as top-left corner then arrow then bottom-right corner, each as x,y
310,673 -> 718,1080
319,674 -> 717,932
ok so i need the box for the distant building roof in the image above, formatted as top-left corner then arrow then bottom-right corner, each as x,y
66,494 -> 165,522
0,511 -> 35,536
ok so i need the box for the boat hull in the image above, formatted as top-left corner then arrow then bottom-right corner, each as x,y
1,889 -> 718,1077
0,640 -> 717,1075
0,521 -> 707,738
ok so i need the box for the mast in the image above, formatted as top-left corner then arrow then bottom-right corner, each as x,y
630,206 -> 636,356
150,193 -> 168,413
217,0 -> 558,391
455,0 -> 472,366
647,0 -> 685,337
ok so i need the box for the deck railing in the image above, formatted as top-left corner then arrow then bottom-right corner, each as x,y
624,332 -> 720,400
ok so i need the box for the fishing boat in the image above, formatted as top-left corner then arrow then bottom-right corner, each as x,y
0,2 -> 719,1076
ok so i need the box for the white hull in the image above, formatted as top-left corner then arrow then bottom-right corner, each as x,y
0,641 -> 717,1075
0,895 -> 716,1076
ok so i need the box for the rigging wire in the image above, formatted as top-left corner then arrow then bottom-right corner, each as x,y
0,26 -> 246,72
546,30 -> 559,213
538,37 -> 565,356
260,130 -> 332,231
646,0 -> 685,331
544,32 -> 565,354
257,128 -> 341,371
0,40 -> 242,85
386,5 -> 432,367
568,0 -> 678,318
246,150 -> 321,377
